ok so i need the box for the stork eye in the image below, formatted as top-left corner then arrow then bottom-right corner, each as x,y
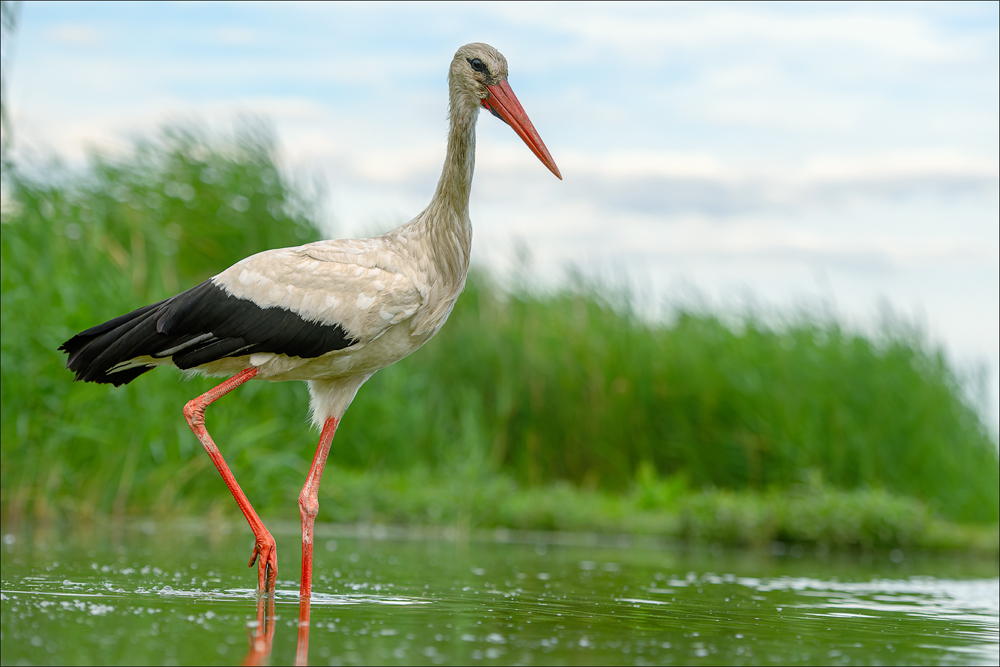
468,58 -> 488,74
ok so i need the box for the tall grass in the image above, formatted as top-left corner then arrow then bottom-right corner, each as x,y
2,124 -> 320,518
376,274 -> 998,523
2,124 -> 997,526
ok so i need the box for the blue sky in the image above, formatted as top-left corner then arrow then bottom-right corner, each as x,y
5,1 -> 999,427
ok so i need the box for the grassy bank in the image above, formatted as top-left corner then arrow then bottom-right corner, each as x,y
286,466 -> 1000,555
2,124 -> 997,551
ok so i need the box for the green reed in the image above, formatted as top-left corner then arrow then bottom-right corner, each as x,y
2,124 -> 996,533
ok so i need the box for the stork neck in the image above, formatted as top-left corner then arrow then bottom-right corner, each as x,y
419,98 -> 477,288
432,103 -> 477,221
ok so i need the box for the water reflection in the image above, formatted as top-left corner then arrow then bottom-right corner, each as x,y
243,596 -> 275,666
1,522 -> 997,665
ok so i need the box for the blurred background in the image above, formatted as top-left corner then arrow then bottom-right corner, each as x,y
5,1 -> 997,423
1,2 -> 997,548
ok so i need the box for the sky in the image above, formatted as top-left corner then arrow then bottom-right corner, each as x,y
4,1 -> 999,428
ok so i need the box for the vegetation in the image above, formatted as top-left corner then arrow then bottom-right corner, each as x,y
256,465 -> 998,554
2,124 -> 997,552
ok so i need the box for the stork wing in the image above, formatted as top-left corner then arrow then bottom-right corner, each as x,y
61,238 -> 424,384
213,238 -> 423,345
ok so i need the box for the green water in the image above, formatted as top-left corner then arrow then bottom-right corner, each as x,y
1,521 -> 997,665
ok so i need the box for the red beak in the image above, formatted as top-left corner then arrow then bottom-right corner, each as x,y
482,80 -> 562,180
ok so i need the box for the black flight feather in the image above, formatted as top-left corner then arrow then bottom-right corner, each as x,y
60,279 -> 358,386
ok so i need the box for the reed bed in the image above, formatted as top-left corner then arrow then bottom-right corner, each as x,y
2,125 -> 996,545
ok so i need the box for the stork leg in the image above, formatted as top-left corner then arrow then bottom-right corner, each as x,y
295,415 -> 339,665
183,367 -> 277,595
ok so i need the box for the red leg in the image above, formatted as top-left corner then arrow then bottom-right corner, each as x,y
295,416 -> 339,665
298,416 -> 339,598
183,367 -> 277,595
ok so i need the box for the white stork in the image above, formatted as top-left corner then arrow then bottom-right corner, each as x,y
60,43 -> 561,600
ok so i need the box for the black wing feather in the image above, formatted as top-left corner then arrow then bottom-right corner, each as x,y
60,279 -> 358,386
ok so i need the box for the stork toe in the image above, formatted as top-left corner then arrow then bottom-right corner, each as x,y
250,533 -> 278,596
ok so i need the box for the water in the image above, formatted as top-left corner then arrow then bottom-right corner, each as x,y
2,520 -> 997,665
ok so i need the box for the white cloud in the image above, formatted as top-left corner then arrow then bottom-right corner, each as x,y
43,23 -> 103,47
211,27 -> 264,46
470,146 -> 1000,222
485,3 -> 988,64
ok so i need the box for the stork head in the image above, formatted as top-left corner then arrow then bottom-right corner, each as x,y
451,43 -> 562,180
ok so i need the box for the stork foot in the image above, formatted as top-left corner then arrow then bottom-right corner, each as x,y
249,533 -> 278,596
